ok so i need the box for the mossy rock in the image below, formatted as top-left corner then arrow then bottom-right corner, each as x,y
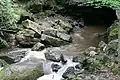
108,21 -> 118,41
0,61 -> 44,80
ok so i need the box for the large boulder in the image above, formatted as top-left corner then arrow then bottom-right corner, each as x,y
0,60 -> 44,80
0,49 -> 29,64
22,19 -> 42,35
41,34 -> 68,46
44,52 -> 60,62
32,42 -> 45,51
62,67 -> 76,79
16,29 -> 40,47
43,29 -> 71,42
51,63 -> 61,72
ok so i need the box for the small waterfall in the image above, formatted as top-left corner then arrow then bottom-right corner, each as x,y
18,48 -> 78,80
0,48 -> 79,80
37,58 -> 78,80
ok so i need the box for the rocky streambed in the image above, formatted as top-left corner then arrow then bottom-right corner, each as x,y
0,0 -> 119,80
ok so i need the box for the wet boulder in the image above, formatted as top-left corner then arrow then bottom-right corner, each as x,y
32,42 -> 45,51
72,55 -> 85,63
75,64 -> 82,70
0,61 -> 44,80
62,67 -> 76,79
45,52 -> 60,62
51,64 -> 61,72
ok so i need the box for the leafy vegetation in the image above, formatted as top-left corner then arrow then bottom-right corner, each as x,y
81,0 -> 120,10
0,0 -> 17,48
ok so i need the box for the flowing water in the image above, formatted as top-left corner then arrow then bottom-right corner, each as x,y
37,58 -> 78,80
0,24 -> 107,80
44,25 -> 107,56
18,49 -> 78,80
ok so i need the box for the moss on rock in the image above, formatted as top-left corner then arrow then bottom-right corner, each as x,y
108,21 -> 118,41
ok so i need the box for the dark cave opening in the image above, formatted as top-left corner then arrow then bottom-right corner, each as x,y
59,6 -> 117,27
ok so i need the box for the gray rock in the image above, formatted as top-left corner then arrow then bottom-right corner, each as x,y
56,32 -> 71,42
32,42 -> 45,51
41,34 -> 68,46
0,60 -> 44,80
16,29 -> 40,47
22,19 -> 42,35
56,19 -> 72,32
72,56 -> 85,63
0,49 -> 28,64
105,39 -> 118,61
62,67 -> 76,79
75,64 -> 82,70
107,39 -> 118,51
72,56 -> 79,62
51,64 -> 61,72
99,41 -> 107,52
85,46 -> 97,55
43,29 -> 57,37
0,59 -> 8,67
89,51 -> 97,56
45,52 -> 60,62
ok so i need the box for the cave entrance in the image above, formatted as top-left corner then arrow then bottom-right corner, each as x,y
63,6 -> 117,27
56,6 -> 118,56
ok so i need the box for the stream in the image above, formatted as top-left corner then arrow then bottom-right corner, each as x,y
0,24 -> 107,80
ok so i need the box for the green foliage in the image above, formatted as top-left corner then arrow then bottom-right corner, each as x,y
0,0 -> 17,48
84,54 -> 114,73
111,64 -> 118,75
0,0 -> 17,29
0,37 -> 8,48
81,0 -> 120,10
108,21 -> 118,41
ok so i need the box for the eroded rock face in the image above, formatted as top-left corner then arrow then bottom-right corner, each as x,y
0,60 -> 44,80
16,15 -> 72,47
